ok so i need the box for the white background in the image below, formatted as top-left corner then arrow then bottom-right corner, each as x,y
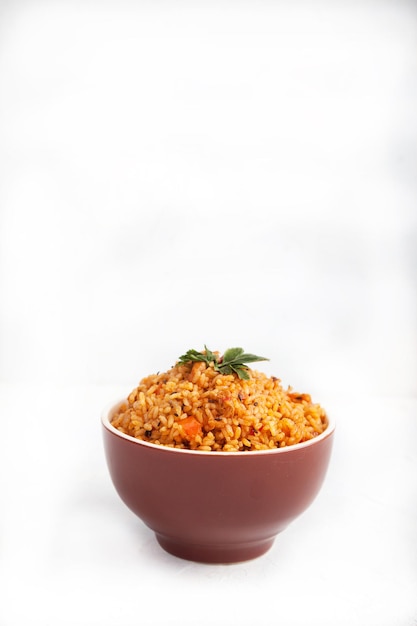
0,1 -> 416,625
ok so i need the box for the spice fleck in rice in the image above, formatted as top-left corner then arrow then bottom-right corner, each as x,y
111,356 -> 328,452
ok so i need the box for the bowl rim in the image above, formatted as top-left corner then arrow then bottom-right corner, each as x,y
102,398 -> 335,457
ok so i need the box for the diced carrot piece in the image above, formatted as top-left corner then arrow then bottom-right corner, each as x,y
180,416 -> 202,438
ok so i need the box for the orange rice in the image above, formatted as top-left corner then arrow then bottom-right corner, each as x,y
111,360 -> 328,452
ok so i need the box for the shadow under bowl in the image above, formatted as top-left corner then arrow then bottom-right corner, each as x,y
102,400 -> 335,564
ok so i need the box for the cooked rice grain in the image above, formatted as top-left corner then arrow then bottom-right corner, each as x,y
111,361 -> 327,451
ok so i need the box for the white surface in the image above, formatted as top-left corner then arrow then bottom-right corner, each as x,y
0,1 -> 416,624
0,383 -> 416,626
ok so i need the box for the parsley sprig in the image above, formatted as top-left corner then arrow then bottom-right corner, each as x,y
178,346 -> 269,380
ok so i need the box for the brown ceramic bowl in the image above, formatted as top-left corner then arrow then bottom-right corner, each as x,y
102,400 -> 335,564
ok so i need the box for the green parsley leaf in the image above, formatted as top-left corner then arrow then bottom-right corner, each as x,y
177,346 -> 269,379
222,347 -> 245,362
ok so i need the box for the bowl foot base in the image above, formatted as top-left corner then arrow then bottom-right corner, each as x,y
155,533 -> 275,564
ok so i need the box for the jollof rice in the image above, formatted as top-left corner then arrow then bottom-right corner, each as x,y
111,359 -> 327,452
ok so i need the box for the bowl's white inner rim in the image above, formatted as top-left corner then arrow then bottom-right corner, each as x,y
102,398 -> 335,456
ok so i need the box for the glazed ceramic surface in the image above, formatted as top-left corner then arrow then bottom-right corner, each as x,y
102,400 -> 335,563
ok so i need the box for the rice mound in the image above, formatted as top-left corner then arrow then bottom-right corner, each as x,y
111,361 -> 328,452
